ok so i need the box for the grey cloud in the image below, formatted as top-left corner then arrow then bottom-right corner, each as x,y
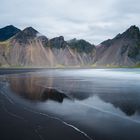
0,0 -> 140,44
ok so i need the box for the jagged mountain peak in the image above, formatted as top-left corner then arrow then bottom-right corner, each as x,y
52,36 -> 64,40
127,25 -> 139,32
11,27 -> 41,44
2,25 -> 16,29
101,25 -> 140,46
68,38 -> 92,45
0,25 -> 20,41
67,38 -> 95,54
48,36 -> 67,49
0,25 -> 18,30
120,25 -> 140,39
50,36 -> 65,43
96,25 -> 140,66
67,38 -> 77,43
113,25 -> 140,40
22,27 -> 38,36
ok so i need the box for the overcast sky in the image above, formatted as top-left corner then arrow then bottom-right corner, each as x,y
0,0 -> 140,44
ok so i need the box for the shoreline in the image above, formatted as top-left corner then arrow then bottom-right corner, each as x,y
0,69 -> 90,140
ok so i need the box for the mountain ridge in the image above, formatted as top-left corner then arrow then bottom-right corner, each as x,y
0,25 -> 140,67
95,25 -> 140,66
0,25 -> 20,41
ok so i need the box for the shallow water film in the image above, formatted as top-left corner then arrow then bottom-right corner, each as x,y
0,68 -> 140,140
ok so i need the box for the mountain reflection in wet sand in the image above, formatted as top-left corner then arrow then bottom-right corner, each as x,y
1,69 -> 140,140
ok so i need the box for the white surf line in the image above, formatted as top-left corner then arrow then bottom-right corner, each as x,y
1,95 -> 44,140
23,107 -> 94,140
1,84 -> 92,140
0,87 -> 45,140
0,81 -> 16,104
1,102 -> 25,120
34,129 -> 45,140
62,122 -> 93,140
0,89 -> 15,104
0,85 -> 26,121
76,101 -> 140,124
0,88 -> 45,140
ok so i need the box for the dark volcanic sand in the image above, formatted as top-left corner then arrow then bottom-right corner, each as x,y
0,94 -> 89,140
0,68 -> 43,75
0,69 -> 89,140
0,68 -> 140,140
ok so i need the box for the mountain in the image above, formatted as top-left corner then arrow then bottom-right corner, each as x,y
0,25 -> 20,41
95,25 -> 140,66
0,25 -> 96,67
11,27 -> 48,45
0,27 -> 50,66
45,37 -> 96,66
47,36 -> 67,49
0,25 -> 140,67
67,38 -> 95,53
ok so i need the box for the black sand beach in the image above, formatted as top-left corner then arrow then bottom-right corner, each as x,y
0,69 -> 89,140
0,68 -> 140,140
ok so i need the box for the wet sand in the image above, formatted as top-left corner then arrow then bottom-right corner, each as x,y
0,69 -> 89,140
0,68 -> 43,75
1,68 -> 140,140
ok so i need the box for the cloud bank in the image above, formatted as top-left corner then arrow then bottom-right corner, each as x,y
0,0 -> 140,44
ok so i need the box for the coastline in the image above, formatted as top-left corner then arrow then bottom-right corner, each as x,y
0,69 -> 90,140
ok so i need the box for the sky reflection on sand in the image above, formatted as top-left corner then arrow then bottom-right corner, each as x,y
1,68 -> 140,140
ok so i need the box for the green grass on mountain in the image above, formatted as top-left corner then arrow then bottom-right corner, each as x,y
0,40 -> 10,45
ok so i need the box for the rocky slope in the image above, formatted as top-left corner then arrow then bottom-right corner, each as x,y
0,25 -> 20,41
0,25 -> 140,67
0,26 -> 96,67
95,25 -> 140,66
